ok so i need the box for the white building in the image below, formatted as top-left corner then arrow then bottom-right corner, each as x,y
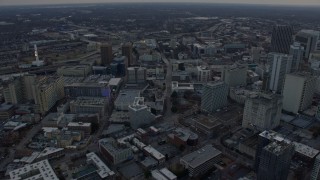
86,152 -> 115,179
242,93 -> 282,130
289,42 -> 304,72
201,81 -> 228,113
128,97 -> 155,129
268,53 -> 292,93
282,72 -> 316,114
9,159 -> 59,180
221,63 -> 247,87
197,66 -> 211,82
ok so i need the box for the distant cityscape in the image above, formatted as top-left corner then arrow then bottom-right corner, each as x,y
0,2 -> 320,180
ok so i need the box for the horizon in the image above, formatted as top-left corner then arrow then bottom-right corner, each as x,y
1,0 -> 320,7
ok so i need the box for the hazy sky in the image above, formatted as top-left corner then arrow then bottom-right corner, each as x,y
0,0 -> 320,6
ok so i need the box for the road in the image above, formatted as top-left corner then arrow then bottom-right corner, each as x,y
162,55 -> 172,117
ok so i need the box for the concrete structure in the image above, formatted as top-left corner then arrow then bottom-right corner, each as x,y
268,53 -> 292,93
70,97 -> 108,116
201,81 -> 228,113
151,168 -> 177,180
171,81 -> 194,95
197,66 -> 211,82
32,76 -> 65,114
143,145 -> 166,164
9,159 -> 58,180
180,145 -> 221,177
114,90 -> 140,111
65,82 -> 111,98
242,93 -> 282,131
57,65 -> 92,77
311,154 -> 320,180
100,43 -> 113,66
221,63 -> 247,87
128,97 -> 155,129
86,152 -> 115,179
67,122 -> 92,134
99,138 -> 133,165
270,25 -> 293,54
282,72 -> 316,114
122,42 -> 133,65
257,140 -> 294,180
295,30 -> 320,59
127,67 -> 146,84
289,42 -> 304,72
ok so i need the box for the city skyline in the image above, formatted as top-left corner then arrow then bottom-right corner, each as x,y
0,0 -> 320,6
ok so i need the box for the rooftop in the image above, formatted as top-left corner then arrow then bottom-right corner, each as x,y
180,145 -> 221,168
143,145 -> 165,161
86,152 -> 115,178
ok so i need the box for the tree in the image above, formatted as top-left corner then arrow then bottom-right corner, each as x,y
171,91 -> 178,99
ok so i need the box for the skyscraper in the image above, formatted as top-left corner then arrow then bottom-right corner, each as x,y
257,140 -> 294,180
295,30 -> 319,59
122,42 -> 133,66
100,43 -> 113,66
268,53 -> 292,93
271,25 -> 293,54
242,93 -> 282,131
282,72 -> 316,114
289,42 -> 304,72
201,81 -> 228,113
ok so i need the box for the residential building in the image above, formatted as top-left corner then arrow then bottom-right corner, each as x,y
201,81 -> 228,113
9,159 -> 59,180
70,97 -> 108,116
268,53 -> 292,93
289,42 -> 304,72
295,30 -> 320,59
282,72 -> 316,114
257,140 -> 295,180
128,97 -> 155,129
242,93 -> 282,130
100,43 -> 113,66
270,25 -> 293,54
99,138 -> 133,165
221,63 -> 247,87
197,66 -> 211,82
180,145 -> 221,177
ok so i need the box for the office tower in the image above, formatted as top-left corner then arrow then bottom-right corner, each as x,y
197,66 -> 211,82
271,25 -> 293,54
268,53 -> 292,93
257,140 -> 295,180
127,67 -> 147,84
32,76 -> 65,114
242,93 -> 282,130
289,42 -> 304,72
221,63 -> 247,87
128,97 -> 155,129
311,154 -> 320,180
282,72 -> 316,114
295,30 -> 320,59
100,43 -> 113,66
201,81 -> 228,113
122,42 -> 133,66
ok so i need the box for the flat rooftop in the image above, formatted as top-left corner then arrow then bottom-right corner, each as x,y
86,152 -> 115,178
180,145 -> 221,168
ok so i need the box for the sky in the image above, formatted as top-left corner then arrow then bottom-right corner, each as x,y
0,0 -> 320,6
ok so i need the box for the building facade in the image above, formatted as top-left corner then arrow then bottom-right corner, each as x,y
221,63 -> 247,87
201,81 -> 228,113
100,43 -> 113,66
295,30 -> 319,59
270,25 -> 293,54
289,42 -> 304,72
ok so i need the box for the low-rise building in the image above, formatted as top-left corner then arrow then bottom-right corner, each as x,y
70,97 -> 108,116
99,138 -> 133,165
67,122 -> 92,134
143,145 -> 166,164
86,152 -> 115,179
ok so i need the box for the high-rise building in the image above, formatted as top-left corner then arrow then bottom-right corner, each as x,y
289,42 -> 304,72
197,66 -> 211,82
127,67 -> 147,84
100,43 -> 113,66
242,93 -> 282,130
268,53 -> 292,93
311,154 -> 320,180
221,63 -> 247,87
201,81 -> 228,113
122,42 -> 133,66
295,30 -> 319,59
32,76 -> 65,114
128,97 -> 155,129
282,72 -> 316,114
270,25 -> 293,54
257,140 -> 295,180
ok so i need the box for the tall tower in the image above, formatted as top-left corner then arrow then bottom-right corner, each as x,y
271,25 -> 293,54
295,29 -> 320,59
100,43 -> 113,66
289,42 -> 304,72
122,42 -> 133,66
